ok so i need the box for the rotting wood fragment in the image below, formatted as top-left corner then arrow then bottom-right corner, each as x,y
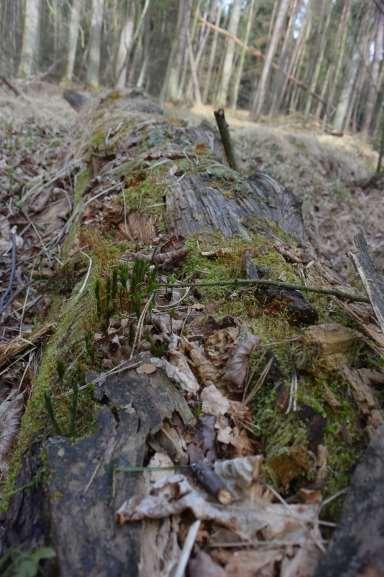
351,231 -> 384,335
314,425 -> 384,577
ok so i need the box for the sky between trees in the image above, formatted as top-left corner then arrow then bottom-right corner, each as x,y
1,0 -> 383,138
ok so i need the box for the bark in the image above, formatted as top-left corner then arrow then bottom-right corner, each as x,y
86,0 -> 105,87
269,0 -> 298,114
323,0 -> 351,128
333,48 -> 360,132
251,0 -> 291,118
362,13 -> 384,135
64,0 -> 82,83
217,0 -> 242,107
18,0 -> 41,78
203,1 -> 222,103
304,1 -> 333,119
114,4 -> 135,88
161,0 -> 192,103
231,0 -> 257,109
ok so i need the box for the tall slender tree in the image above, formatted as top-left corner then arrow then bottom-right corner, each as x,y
251,0 -> 291,118
86,0 -> 105,87
64,0 -> 82,83
115,1 -> 135,88
217,0 -> 242,107
18,0 -> 41,77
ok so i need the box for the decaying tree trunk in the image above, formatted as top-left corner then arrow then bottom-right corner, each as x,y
1,91 -> 383,577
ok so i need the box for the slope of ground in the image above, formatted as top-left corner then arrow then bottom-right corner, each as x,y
170,103 -> 382,279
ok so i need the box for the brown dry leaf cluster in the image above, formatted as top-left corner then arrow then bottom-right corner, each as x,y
117,455 -> 323,577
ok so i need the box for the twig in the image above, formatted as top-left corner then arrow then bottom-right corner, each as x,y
214,108 -> 238,171
0,76 -> 21,97
155,278 -> 369,303
174,520 -> 201,577
0,230 -> 17,316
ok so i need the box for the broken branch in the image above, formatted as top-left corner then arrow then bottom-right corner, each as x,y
156,278 -> 369,303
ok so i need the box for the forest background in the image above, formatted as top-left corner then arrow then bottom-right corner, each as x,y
1,0 -> 383,141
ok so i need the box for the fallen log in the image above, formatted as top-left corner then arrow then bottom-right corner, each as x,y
1,90 -> 382,577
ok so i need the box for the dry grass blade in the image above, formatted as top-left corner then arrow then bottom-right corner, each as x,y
243,356 -> 273,405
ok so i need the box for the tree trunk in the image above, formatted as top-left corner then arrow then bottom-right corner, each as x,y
323,0 -> 351,128
251,0 -> 291,119
114,3 -> 135,89
304,0 -> 333,119
64,0 -> 82,83
231,0 -> 257,109
362,13 -> 384,136
161,0 -> 192,103
86,0 -> 104,87
333,47 -> 360,132
18,0 -> 41,78
203,1 -> 222,103
216,0 -> 242,107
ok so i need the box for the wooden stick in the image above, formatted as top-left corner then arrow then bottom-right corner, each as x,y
156,278 -> 370,303
0,76 -> 21,97
214,108 -> 238,171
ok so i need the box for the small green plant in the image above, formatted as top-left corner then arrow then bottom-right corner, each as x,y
44,376 -> 80,438
94,259 -> 158,328
84,332 -> 95,363
44,392 -> 62,436
56,360 -> 65,386
129,259 -> 157,318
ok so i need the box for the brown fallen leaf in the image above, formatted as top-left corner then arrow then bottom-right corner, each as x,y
223,327 -> 259,392
151,356 -> 200,394
201,384 -> 230,416
182,338 -> 219,384
136,362 -> 157,375
225,549 -> 282,577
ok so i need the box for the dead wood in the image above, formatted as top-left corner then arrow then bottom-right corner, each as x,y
0,322 -> 55,369
34,369 -> 191,577
314,426 -> 384,577
351,231 -> 384,334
